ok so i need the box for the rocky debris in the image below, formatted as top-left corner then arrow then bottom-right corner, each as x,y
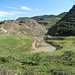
18,18 -> 40,28
0,28 -> 7,34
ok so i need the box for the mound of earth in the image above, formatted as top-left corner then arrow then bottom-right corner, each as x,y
0,18 -> 46,36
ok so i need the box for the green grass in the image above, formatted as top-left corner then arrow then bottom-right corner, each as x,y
45,36 -> 75,55
0,35 -> 75,75
0,35 -> 33,56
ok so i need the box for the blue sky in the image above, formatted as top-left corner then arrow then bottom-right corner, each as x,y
0,0 -> 75,21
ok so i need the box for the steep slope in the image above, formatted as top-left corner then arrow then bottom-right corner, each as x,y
0,18 -> 46,37
47,5 -> 75,36
57,12 -> 67,18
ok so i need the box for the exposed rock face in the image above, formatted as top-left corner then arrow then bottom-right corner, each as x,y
17,18 -> 47,36
0,28 -> 7,34
0,18 -> 46,36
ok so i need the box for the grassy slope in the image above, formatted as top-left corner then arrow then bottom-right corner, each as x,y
40,17 -> 61,29
0,35 -> 75,75
0,35 -> 33,55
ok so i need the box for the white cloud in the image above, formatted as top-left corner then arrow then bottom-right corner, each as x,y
21,6 -> 32,10
12,11 -> 27,14
0,11 -> 27,17
6,6 -> 17,9
0,11 -> 14,17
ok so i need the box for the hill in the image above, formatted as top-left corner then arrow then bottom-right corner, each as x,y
31,12 -> 67,21
31,12 -> 67,30
37,17 -> 61,29
0,18 -> 46,37
31,15 -> 56,21
57,12 -> 67,18
47,5 -> 75,36
17,12 -> 67,30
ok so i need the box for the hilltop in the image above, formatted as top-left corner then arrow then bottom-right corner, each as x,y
0,18 -> 46,37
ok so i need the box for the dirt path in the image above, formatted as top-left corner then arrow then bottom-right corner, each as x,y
32,41 -> 56,52
36,45 -> 56,52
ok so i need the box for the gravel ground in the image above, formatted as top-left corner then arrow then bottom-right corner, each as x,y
36,45 -> 56,52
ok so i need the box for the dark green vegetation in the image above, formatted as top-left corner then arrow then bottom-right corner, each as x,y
57,12 -> 67,18
47,5 -> 75,36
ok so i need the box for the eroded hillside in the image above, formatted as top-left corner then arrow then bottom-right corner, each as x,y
0,18 -> 46,37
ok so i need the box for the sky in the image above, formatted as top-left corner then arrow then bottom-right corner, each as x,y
0,0 -> 75,21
